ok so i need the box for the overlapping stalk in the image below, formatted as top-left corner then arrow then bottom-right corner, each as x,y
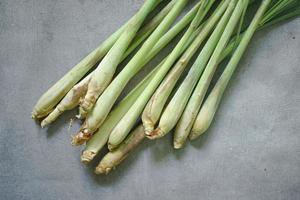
40,1 -> 176,127
76,0 -> 190,140
173,0 -> 249,149
31,0 -> 165,119
95,125 -> 145,175
107,1 -> 210,150
142,0 -> 228,135
148,0 -> 236,139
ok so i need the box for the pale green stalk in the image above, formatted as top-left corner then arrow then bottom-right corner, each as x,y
148,0 -> 236,139
41,1 -> 176,126
190,0 -> 272,139
174,0 -> 248,148
142,0 -> 229,135
78,0 -> 190,138
107,2 -> 210,149
73,60 -> 164,147
31,1 -> 162,119
95,125 -> 145,175
80,0 -> 160,115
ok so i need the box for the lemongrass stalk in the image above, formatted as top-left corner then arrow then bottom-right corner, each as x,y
41,2 -> 176,126
190,0 -> 272,139
95,125 -> 145,175
80,0 -> 160,116
107,2 -> 211,150
142,0 -> 229,135
173,0 -> 248,148
31,1 -> 163,119
72,59 -> 164,146
77,0 -> 190,138
148,0 -> 236,139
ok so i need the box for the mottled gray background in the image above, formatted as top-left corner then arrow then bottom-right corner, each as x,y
0,0 -> 299,200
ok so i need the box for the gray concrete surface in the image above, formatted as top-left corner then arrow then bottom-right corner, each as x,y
0,0 -> 299,200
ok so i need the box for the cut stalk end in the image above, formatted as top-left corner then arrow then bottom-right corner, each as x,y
81,150 -> 96,164
95,165 -> 112,175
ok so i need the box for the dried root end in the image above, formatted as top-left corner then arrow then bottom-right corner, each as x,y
81,150 -> 96,164
71,129 -> 93,146
95,165 -> 112,175
189,131 -> 198,141
147,128 -> 164,140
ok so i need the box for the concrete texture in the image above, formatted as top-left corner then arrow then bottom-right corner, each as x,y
0,0 -> 299,200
